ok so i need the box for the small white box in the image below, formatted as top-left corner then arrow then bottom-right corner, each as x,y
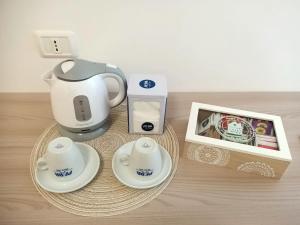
127,74 -> 167,134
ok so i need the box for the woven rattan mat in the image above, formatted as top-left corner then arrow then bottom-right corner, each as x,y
30,105 -> 179,217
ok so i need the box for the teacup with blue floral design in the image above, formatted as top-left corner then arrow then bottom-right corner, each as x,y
120,137 -> 162,180
37,137 -> 85,182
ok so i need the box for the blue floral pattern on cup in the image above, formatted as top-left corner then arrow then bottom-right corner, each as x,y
136,168 -> 153,176
54,168 -> 73,177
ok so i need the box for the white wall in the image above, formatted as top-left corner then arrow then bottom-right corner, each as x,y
1,0 -> 300,92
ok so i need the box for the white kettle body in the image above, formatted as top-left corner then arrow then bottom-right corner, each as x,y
43,59 -> 127,141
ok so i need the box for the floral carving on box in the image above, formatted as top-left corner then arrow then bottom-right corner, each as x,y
237,161 -> 275,177
187,143 -> 230,166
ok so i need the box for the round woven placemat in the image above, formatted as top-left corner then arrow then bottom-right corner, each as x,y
30,105 -> 179,217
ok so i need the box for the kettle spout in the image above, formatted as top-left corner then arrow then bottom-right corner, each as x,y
42,71 -> 54,86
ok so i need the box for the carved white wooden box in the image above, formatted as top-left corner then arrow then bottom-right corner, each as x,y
184,102 -> 292,178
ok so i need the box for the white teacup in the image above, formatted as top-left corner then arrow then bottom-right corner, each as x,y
37,137 -> 85,182
121,137 -> 162,180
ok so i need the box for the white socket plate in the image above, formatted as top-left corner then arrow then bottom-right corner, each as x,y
35,30 -> 78,58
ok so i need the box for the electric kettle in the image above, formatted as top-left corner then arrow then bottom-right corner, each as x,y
43,58 -> 127,141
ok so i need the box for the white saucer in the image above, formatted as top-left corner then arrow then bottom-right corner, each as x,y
112,141 -> 172,189
35,143 -> 100,193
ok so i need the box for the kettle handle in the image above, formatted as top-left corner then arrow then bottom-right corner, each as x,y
103,64 -> 127,107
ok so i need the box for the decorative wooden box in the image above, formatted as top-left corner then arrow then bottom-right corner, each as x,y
184,102 -> 292,178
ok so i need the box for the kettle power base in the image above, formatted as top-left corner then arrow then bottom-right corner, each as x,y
57,121 -> 110,142
30,106 -> 179,217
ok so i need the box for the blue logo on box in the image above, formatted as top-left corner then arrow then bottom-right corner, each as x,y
142,122 -> 154,131
139,79 -> 155,89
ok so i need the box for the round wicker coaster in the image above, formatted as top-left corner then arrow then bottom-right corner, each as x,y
30,106 -> 179,217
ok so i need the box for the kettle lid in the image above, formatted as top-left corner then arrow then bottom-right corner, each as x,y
53,58 -> 107,81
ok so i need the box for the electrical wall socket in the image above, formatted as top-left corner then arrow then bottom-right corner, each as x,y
36,30 -> 78,58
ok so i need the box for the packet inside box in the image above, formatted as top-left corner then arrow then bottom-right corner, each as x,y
197,109 -> 279,151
